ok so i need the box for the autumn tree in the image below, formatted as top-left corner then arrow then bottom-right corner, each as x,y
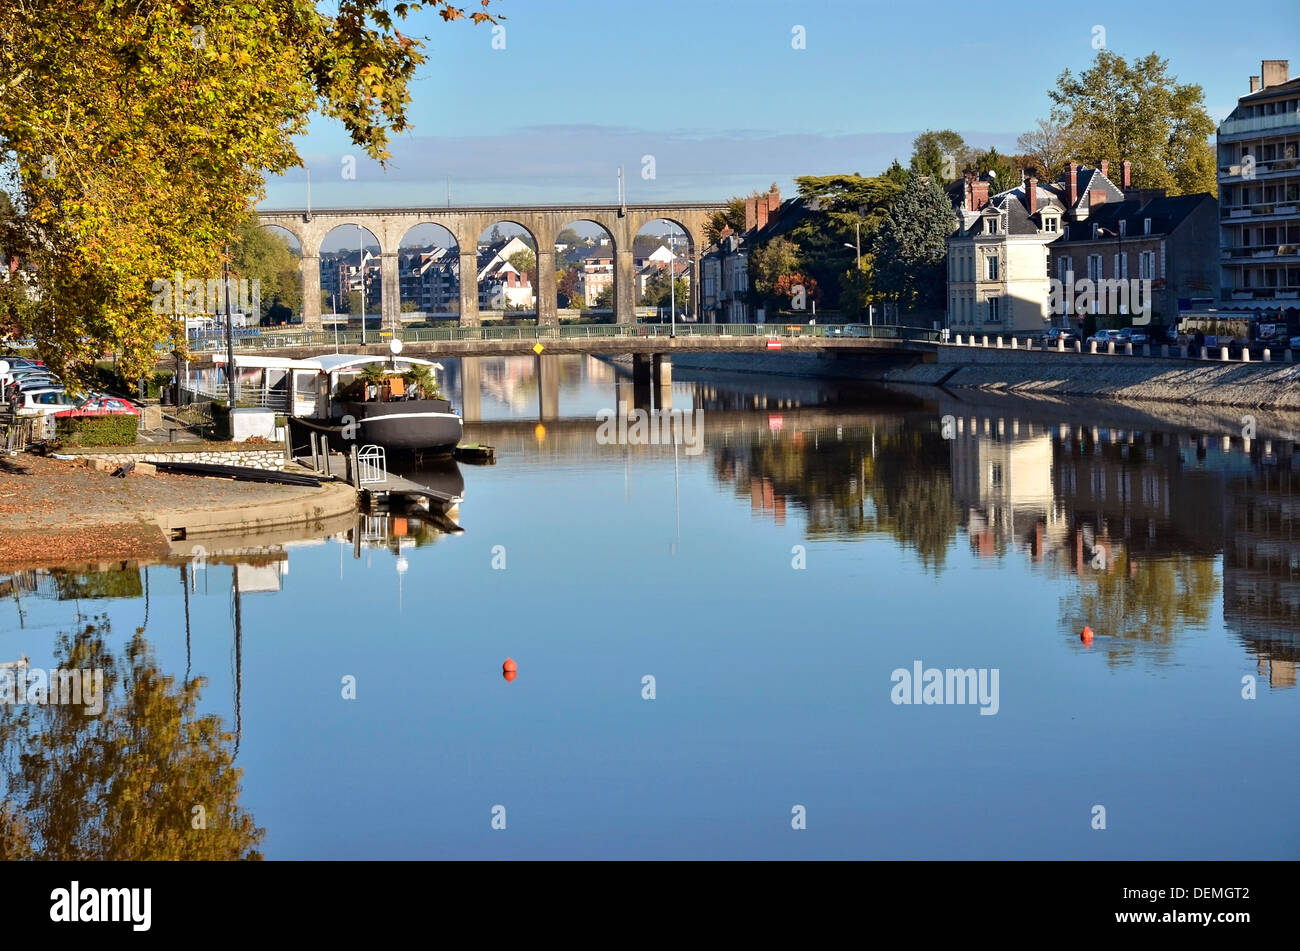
1048,50 -> 1217,196
1017,118 -> 1071,182
0,619 -> 264,860
747,237 -> 802,310
0,0 -> 497,386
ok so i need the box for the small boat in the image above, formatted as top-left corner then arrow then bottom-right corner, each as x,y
213,352 -> 463,454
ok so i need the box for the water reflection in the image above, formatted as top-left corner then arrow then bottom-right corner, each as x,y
0,620 -> 265,860
2,362 -> 1298,858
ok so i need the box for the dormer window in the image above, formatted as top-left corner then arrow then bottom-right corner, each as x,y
1043,216 -> 1059,233
1119,220 -> 1127,237
1143,218 -> 1152,235
987,217 -> 999,235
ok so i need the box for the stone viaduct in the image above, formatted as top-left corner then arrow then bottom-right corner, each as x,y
256,202 -> 726,331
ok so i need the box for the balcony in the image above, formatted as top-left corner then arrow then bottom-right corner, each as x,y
1219,202 -> 1300,220
1222,243 -> 1300,257
1218,112 -> 1300,137
1218,158 -> 1300,180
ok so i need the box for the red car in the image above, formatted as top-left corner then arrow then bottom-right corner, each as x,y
55,394 -> 140,418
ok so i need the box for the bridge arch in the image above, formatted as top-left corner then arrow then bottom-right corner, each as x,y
397,222 -> 460,325
553,219 -> 618,321
475,220 -> 539,322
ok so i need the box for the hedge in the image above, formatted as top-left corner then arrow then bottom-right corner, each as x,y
56,414 -> 140,447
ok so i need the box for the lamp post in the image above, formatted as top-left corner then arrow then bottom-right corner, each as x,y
359,225 -> 367,347
669,230 -> 677,338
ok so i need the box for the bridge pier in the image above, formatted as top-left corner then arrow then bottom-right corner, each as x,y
460,356 -> 481,423
653,354 -> 672,411
536,249 -> 557,325
300,253 -> 322,331
631,352 -> 653,408
381,251 -> 400,336
537,353 -> 559,420
616,249 -> 636,325
458,249 -> 480,327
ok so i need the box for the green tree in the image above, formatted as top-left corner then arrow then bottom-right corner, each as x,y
0,1 -> 496,387
0,619 -> 264,860
1048,50 -> 1217,196
555,227 -> 582,247
871,172 -> 955,313
968,147 -> 1021,196
593,285 -> 614,309
641,270 -> 689,309
704,197 -> 747,245
231,220 -> 301,325
910,130 -> 969,183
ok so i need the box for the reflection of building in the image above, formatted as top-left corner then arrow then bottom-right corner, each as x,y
949,417 -> 1067,560
1221,440 -> 1299,687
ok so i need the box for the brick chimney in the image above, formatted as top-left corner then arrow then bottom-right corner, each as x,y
1261,60 -> 1289,88
970,180 -> 990,211
1026,177 -> 1037,215
1249,75 -> 1261,93
1122,160 -> 1131,188
1099,159 -> 1109,178
1066,161 -> 1079,206
963,170 -> 976,210
744,197 -> 757,232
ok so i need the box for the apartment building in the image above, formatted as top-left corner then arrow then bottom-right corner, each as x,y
1216,58 -> 1300,313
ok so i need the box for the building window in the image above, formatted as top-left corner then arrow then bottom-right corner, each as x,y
1043,216 -> 1058,233
1118,220 -> 1127,238
986,256 -> 999,281
1143,218 -> 1152,235
988,297 -> 1000,322
1057,257 -> 1071,282
1087,255 -> 1102,281
1139,251 -> 1155,280
987,218 -> 999,235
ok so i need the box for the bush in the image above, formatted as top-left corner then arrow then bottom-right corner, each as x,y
56,414 -> 139,447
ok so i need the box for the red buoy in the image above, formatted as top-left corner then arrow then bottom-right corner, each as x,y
503,658 -> 517,673
1080,626 -> 1094,646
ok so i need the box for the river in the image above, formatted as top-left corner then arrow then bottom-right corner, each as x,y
1,354 -> 1296,859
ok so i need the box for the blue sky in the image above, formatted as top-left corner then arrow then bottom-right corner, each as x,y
266,0 -> 1295,210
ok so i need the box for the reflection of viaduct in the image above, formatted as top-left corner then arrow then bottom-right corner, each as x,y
257,203 -> 726,330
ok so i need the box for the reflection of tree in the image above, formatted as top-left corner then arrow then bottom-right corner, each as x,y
710,420 -> 959,567
1060,550 -> 1220,664
868,431 -> 960,568
0,618 -> 264,860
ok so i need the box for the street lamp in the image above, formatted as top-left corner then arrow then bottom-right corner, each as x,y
359,225 -> 367,347
669,230 -> 677,338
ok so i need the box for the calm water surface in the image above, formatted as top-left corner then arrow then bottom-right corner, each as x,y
2,355 -> 1297,859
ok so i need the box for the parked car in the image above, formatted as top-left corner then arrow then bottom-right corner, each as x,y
14,386 -> 76,417
1042,327 -> 1078,345
1087,330 -> 1122,345
1115,328 -> 1149,345
1290,335 -> 1300,350
55,394 -> 139,418
822,325 -> 845,338
842,324 -> 873,338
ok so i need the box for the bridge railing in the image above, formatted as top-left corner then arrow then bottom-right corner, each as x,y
203,322 -> 942,350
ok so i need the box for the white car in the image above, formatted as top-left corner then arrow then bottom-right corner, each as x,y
14,386 -> 76,417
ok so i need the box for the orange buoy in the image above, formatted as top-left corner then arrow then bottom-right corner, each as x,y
502,669 -> 516,683
503,658 -> 517,673
1080,626 -> 1094,646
